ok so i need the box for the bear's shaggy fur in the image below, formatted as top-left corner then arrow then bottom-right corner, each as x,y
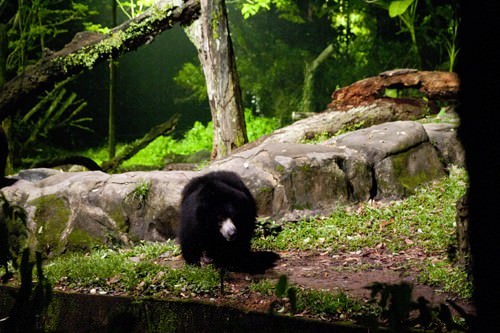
178,171 -> 278,273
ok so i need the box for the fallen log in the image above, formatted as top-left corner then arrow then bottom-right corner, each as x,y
328,69 -> 460,111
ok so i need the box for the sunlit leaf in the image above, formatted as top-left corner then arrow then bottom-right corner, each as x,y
388,0 -> 416,17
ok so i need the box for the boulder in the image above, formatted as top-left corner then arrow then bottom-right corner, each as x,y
1,120 -> 464,254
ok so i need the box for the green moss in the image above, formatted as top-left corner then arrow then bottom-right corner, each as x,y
109,207 -> 128,233
56,5 -> 174,72
300,164 -> 313,173
334,120 -> 366,136
59,31 -> 126,71
391,148 -> 443,193
300,131 -> 331,144
65,227 -> 101,252
258,186 -> 273,194
30,194 -> 70,254
210,5 -> 223,39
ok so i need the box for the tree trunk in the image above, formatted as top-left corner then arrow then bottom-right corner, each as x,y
455,193 -> 471,276
184,0 -> 247,159
0,0 -> 200,122
301,43 -> 334,114
0,22 -> 13,176
108,0 -> 118,159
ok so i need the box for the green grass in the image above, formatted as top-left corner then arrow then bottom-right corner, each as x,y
44,240 -> 219,297
250,276 -> 377,321
38,166 -> 470,321
251,166 -> 471,299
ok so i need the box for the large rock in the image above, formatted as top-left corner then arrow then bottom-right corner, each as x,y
325,121 -> 447,199
1,120 -> 464,254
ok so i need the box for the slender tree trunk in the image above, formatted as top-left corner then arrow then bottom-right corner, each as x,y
301,43 -> 334,114
184,0 -> 247,159
108,0 -> 118,159
0,22 -> 13,176
0,23 -> 7,89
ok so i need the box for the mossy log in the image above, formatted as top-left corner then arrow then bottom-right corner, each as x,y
0,0 -> 200,122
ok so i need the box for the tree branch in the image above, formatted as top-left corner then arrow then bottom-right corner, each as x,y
101,113 -> 179,172
0,0 -> 200,122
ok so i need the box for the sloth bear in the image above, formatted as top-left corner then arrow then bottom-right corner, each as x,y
178,171 -> 279,287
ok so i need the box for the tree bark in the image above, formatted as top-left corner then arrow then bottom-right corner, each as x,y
0,0 -> 200,122
108,0 -> 118,159
184,0 -> 247,159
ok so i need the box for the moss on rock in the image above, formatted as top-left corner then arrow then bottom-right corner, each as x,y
30,194 -> 70,254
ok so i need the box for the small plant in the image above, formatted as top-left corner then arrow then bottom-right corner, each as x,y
418,261 -> 472,299
269,275 -> 297,313
125,180 -> 151,209
0,193 -> 28,281
254,218 -> 283,239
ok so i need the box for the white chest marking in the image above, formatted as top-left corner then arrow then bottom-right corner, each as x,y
220,218 -> 237,241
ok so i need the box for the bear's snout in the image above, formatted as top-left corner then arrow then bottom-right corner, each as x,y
220,218 -> 237,241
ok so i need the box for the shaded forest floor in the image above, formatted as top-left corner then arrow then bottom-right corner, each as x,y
144,246 -> 475,322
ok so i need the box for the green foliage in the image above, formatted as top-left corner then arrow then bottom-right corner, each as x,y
227,0 -> 459,122
245,108 -> 281,141
254,166 -> 467,253
81,109 -> 279,168
6,1 -> 96,73
0,193 -> 28,278
116,0 -> 155,19
296,288 -> 368,318
252,275 -> 373,319
241,0 -> 303,23
0,195 -> 52,332
388,0 -> 416,17
418,261 -> 472,299
15,79 -> 92,158
173,62 -> 208,104
374,0 -> 421,66
125,180 -> 151,208
82,22 -> 110,34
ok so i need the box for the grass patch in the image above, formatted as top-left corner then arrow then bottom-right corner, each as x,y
252,166 -> 470,298
35,166 -> 470,327
253,166 -> 467,254
418,261 -> 472,299
296,288 -> 372,318
44,240 -> 219,297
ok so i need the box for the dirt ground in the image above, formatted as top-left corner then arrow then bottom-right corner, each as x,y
160,246 -> 475,323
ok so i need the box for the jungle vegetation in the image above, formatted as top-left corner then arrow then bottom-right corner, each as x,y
0,0 -> 459,170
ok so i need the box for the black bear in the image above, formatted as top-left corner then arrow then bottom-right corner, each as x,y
178,171 -> 279,280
